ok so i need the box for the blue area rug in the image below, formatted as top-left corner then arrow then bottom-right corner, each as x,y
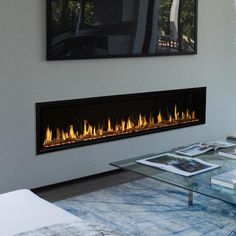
55,178 -> 236,236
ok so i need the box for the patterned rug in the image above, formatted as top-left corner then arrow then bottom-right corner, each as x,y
55,178 -> 236,236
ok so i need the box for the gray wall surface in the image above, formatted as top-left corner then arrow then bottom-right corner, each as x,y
0,0 -> 236,193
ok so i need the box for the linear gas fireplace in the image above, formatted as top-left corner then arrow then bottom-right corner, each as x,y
36,87 -> 206,154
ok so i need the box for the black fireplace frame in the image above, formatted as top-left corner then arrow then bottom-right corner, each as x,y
36,87 -> 206,155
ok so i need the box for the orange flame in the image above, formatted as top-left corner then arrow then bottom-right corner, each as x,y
174,105 -> 179,120
69,125 -> 77,139
43,105 -> 198,148
43,126 -> 52,145
157,110 -> 162,123
107,118 -> 112,132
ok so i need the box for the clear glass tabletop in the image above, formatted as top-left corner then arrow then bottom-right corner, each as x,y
110,139 -> 236,205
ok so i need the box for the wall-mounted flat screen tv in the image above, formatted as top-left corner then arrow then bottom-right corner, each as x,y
46,0 -> 198,60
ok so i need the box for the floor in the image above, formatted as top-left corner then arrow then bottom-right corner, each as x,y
55,177 -> 236,236
33,170 -> 236,235
32,170 -> 141,202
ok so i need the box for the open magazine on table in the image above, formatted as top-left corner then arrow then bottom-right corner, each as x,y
136,153 -> 220,177
175,140 -> 235,157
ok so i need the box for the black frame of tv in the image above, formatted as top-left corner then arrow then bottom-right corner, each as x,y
46,0 -> 198,60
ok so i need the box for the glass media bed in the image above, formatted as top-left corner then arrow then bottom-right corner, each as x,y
110,139 -> 236,205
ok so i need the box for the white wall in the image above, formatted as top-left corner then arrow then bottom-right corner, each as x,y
0,0 -> 236,193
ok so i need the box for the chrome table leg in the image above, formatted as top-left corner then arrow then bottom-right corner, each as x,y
188,190 -> 193,206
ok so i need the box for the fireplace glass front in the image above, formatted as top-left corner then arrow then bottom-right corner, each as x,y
36,87 -> 206,154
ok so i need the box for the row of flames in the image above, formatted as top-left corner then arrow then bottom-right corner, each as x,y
43,105 -> 198,147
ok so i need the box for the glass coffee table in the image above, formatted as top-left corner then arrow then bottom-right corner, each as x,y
110,141 -> 236,206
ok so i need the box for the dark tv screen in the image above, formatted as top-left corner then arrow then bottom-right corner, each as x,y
47,0 -> 197,60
